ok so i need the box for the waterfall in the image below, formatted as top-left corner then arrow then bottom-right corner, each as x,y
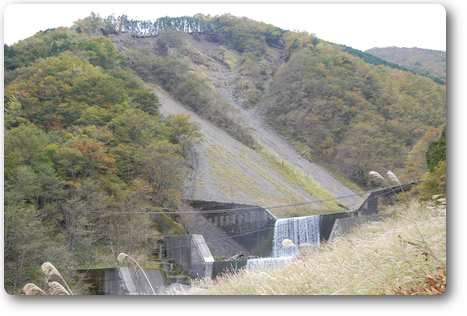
272,215 -> 320,258
243,215 -> 321,272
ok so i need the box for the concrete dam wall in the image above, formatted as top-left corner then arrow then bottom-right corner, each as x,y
184,200 -> 277,257
183,185 -> 413,260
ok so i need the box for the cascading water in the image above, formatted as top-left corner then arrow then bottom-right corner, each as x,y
272,215 -> 320,258
246,215 -> 320,271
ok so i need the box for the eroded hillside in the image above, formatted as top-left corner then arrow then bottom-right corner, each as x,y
109,32 -> 364,213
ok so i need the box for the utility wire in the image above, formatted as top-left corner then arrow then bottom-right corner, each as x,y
85,189 -> 378,216
79,190 -> 402,261
84,185 -> 408,216
30,185 -> 411,266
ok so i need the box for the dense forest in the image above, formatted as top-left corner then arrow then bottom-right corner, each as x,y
4,25 -> 201,294
4,12 -> 446,294
365,46 -> 446,82
261,42 -> 446,184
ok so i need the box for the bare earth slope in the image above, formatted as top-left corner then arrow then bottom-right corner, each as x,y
111,32 -> 363,211
155,85 -> 327,208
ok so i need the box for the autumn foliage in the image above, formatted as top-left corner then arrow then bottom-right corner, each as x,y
4,25 -> 200,294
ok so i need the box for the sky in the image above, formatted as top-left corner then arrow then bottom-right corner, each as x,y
2,2 -> 447,52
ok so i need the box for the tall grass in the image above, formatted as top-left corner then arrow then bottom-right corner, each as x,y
193,198 -> 446,295
23,262 -> 74,295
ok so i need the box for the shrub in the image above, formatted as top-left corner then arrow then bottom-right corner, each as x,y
417,160 -> 446,201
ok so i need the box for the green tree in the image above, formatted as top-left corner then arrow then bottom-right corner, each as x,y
110,143 -> 139,181
4,124 -> 48,177
132,88 -> 160,115
78,36 -> 126,70
61,179 -> 110,260
4,95 -> 29,128
49,42 -> 59,57
166,113 -> 202,152
417,160 -> 446,200
4,203 -> 75,294
34,163 -> 66,207
175,73 -> 213,113
56,146 -> 85,181
4,165 -> 41,206
426,125 -> 446,172
108,109 -> 168,145
139,140 -> 185,209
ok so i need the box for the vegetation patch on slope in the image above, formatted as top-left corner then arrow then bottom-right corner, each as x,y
255,141 -> 342,211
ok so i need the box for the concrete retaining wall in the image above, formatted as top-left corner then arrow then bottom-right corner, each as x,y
319,211 -> 358,241
164,234 -> 215,279
185,200 -> 277,257
328,213 -> 394,241
357,183 -> 416,216
164,234 -> 250,279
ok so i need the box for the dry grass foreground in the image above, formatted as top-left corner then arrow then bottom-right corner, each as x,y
190,199 -> 446,295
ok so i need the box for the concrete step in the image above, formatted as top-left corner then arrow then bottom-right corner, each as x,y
164,271 -> 177,276
167,276 -> 190,284
160,263 -> 174,271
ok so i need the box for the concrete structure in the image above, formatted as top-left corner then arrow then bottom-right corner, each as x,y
319,211 -> 359,241
328,213 -> 394,241
185,200 -> 277,257
79,267 -> 210,295
164,234 -> 249,280
164,234 -> 215,279
357,183 -> 416,216
80,267 -> 166,295
162,187 -> 415,282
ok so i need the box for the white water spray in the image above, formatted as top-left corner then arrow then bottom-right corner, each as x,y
272,215 -> 320,258
245,215 -> 320,271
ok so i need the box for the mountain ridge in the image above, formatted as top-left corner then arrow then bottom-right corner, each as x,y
365,46 -> 446,82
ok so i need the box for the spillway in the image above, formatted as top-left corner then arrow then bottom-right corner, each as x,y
272,215 -> 320,258
245,215 -> 320,271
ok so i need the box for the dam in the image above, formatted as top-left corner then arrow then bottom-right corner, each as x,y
80,184 -> 413,294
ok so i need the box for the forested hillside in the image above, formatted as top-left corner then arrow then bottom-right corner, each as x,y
3,12 -> 446,294
261,42 -> 446,184
4,26 -> 201,294
365,46 -> 446,82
